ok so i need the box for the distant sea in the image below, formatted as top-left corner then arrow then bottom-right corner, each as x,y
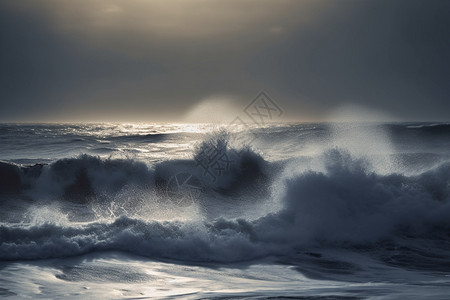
1,122 -> 450,299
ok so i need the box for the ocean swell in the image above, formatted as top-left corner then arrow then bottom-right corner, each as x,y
1,149 -> 449,262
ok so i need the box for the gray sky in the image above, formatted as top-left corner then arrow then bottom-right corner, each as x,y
1,0 -> 449,122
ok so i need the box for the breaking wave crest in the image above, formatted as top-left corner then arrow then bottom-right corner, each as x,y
1,145 -> 450,261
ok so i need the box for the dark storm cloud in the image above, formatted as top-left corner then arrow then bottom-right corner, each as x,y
249,0 -> 450,120
0,0 -> 449,122
0,2 -> 164,121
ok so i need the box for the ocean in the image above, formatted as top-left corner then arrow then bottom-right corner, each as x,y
1,122 -> 450,299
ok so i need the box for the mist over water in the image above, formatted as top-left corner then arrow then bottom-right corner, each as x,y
1,122 -> 450,299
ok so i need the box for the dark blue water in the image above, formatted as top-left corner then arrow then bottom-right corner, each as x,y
1,122 -> 450,299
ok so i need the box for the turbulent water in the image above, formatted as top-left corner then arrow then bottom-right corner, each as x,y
1,122 -> 450,299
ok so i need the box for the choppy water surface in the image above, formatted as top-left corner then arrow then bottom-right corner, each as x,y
1,122 -> 450,299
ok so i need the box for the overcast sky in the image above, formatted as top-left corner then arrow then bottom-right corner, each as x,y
1,0 -> 449,122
